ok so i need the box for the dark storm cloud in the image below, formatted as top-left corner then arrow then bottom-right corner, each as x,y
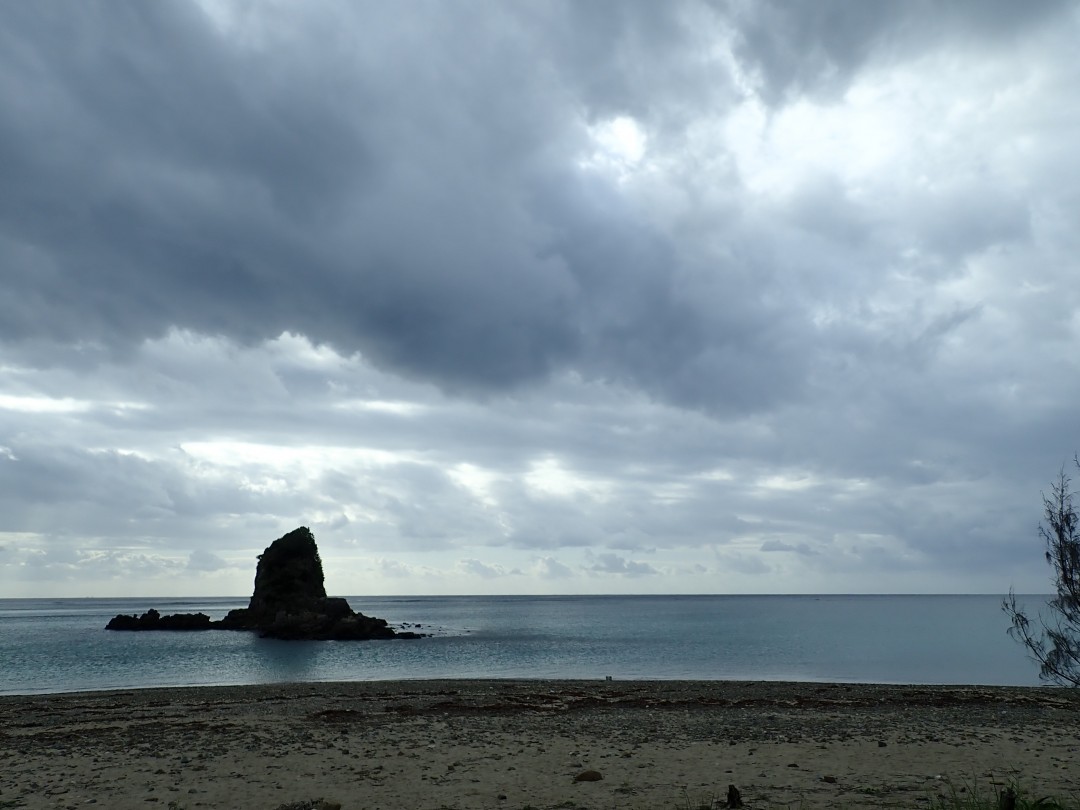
0,2 -> 353,348
0,1 -> 802,410
2,1 -> 1080,595
727,0 -> 1075,103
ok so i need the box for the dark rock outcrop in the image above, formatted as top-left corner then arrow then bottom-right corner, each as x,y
105,609 -> 214,631
217,527 -> 330,632
106,527 -> 422,641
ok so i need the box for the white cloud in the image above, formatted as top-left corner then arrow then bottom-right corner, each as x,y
532,557 -> 574,580
187,549 -> 229,572
760,539 -> 818,556
457,559 -> 521,580
377,559 -> 414,579
586,552 -> 659,578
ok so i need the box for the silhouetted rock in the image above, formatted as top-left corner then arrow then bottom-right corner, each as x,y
218,527 -> 329,632
106,527 -> 422,641
157,611 -> 213,630
105,609 -> 157,631
106,608 -> 213,631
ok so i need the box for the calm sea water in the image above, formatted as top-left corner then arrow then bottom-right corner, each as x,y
0,594 -> 1048,695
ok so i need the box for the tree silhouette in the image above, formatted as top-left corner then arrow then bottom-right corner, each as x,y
1003,462 -> 1080,686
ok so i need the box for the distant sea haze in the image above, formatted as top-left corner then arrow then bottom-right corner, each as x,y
0,594 -> 1048,695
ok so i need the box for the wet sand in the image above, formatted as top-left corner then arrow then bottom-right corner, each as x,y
2,680 -> 1078,809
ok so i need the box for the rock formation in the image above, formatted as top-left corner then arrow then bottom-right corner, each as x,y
105,608 -> 213,631
106,527 -> 422,640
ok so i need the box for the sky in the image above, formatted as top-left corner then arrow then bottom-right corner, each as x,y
1,1 -> 1079,598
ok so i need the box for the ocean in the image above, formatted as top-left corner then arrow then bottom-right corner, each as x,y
0,594 -> 1048,695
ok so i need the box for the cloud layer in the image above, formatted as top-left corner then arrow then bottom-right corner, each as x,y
2,1 -> 1078,596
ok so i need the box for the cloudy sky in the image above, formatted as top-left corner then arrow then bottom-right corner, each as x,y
2,1 -> 1078,598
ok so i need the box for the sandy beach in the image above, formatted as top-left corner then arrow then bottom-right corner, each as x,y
1,680 -> 1078,810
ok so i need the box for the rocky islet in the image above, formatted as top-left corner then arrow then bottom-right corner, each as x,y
106,527 -> 422,640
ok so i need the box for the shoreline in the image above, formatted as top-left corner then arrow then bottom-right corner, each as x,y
2,680 -> 1078,809
0,675 -> 1046,700
0,675 -> 1072,699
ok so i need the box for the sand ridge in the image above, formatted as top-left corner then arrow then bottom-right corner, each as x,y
1,680 -> 1078,809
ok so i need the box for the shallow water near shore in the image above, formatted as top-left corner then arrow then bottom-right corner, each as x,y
0,594 -> 1047,694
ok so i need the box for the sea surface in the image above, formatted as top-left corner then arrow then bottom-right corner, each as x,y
0,594 -> 1050,695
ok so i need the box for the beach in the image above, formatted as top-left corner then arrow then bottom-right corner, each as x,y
2,680 -> 1078,810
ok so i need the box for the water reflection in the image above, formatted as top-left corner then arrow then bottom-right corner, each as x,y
251,637 -> 322,682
